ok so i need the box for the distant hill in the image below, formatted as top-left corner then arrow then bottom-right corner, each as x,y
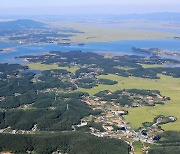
0,19 -> 46,30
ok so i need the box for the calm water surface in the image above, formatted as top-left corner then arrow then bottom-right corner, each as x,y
0,39 -> 180,64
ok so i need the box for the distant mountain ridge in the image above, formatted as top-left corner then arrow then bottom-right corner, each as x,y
0,19 -> 46,30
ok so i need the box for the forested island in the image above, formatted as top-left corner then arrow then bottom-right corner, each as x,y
132,47 -> 180,57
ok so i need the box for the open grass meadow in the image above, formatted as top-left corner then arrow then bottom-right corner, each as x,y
133,142 -> 143,154
141,64 -> 164,68
79,74 -> 180,131
27,63 -> 79,74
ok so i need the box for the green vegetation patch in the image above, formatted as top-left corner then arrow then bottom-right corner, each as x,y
149,131 -> 180,154
28,63 -> 79,74
79,74 -> 180,131
133,141 -> 143,154
0,132 -> 129,154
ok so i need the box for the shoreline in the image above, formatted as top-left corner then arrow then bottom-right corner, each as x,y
1,38 -> 180,64
0,45 -> 17,54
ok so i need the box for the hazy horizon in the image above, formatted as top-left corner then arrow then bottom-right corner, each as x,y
1,0 -> 180,15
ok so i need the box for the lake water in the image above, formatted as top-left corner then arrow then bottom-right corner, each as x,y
0,39 -> 180,64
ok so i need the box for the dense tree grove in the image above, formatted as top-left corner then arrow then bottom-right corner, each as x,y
99,79 -> 118,85
0,64 -> 100,131
0,91 -> 100,131
0,132 -> 130,154
0,68 -> 76,97
149,131 -> 180,154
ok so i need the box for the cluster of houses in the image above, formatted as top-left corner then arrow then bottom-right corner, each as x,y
79,95 -> 175,146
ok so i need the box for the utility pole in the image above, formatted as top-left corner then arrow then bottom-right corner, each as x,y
7,75 -> 10,83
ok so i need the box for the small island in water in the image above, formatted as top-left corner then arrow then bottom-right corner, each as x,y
132,47 -> 180,58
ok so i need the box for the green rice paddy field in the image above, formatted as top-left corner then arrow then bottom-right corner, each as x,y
79,74 -> 180,131
27,63 -> 79,74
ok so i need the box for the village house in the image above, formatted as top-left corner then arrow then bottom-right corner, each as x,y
103,125 -> 114,131
85,100 -> 95,105
14,93 -> 21,97
146,96 -> 153,101
0,97 -> 5,101
100,101 -> 107,105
